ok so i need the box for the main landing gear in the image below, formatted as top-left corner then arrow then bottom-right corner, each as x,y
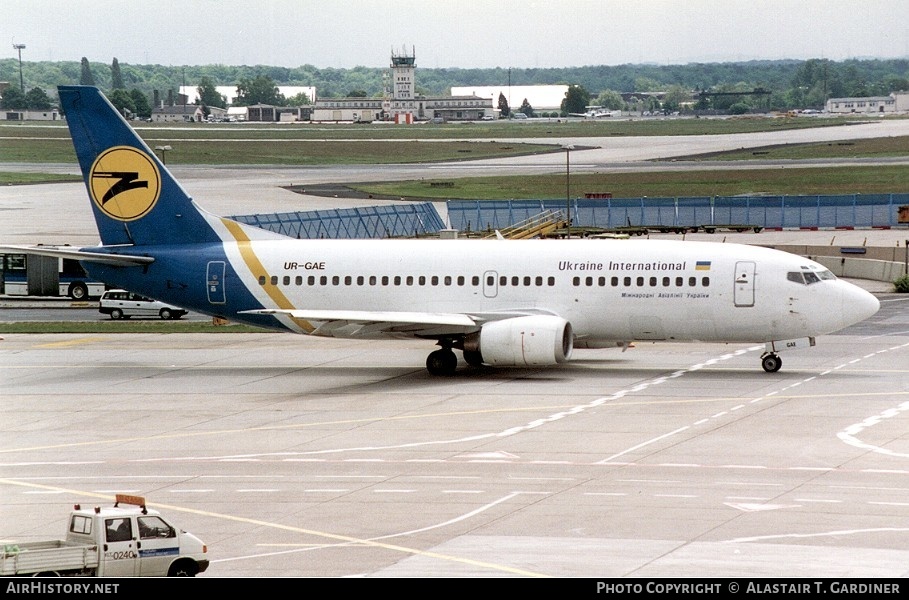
761,352 -> 782,373
426,348 -> 458,376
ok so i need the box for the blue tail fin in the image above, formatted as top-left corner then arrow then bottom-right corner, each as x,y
60,85 -> 221,247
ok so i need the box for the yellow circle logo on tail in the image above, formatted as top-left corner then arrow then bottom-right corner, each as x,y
88,146 -> 161,221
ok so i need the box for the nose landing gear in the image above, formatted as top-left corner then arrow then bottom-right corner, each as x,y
761,352 -> 782,373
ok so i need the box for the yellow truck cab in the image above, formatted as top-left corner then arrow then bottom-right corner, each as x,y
1,495 -> 209,577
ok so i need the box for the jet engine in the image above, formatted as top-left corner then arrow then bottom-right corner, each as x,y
463,315 -> 573,366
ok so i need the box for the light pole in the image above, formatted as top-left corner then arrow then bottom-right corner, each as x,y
154,145 -> 172,165
564,145 -> 574,239
12,43 -> 25,92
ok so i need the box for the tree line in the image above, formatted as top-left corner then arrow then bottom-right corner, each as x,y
2,56 -> 908,116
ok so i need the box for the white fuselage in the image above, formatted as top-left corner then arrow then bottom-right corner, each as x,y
220,237 -> 878,344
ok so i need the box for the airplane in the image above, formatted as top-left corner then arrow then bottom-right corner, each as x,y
0,85 -> 881,376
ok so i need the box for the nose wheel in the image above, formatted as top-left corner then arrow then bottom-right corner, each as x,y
761,352 -> 782,373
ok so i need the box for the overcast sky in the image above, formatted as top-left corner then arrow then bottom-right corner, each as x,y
5,0 -> 908,69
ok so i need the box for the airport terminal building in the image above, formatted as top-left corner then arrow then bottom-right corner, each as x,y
311,49 -> 493,123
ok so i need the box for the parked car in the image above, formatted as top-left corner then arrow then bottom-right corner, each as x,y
99,289 -> 188,320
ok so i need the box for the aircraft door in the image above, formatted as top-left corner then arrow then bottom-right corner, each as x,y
483,270 -> 498,298
207,261 -> 226,304
734,261 -> 756,307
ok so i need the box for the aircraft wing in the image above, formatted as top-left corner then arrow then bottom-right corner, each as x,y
0,245 -> 154,266
239,308 -> 556,338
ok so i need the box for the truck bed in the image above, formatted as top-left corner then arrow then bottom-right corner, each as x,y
1,540 -> 99,576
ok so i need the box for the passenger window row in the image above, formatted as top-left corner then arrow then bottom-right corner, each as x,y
573,275 -> 710,288
256,273 -> 710,289
260,274 -> 479,287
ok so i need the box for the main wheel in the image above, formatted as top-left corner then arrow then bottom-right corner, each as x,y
761,353 -> 782,373
426,349 -> 458,376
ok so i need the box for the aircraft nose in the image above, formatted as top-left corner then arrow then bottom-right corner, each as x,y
838,282 -> 880,329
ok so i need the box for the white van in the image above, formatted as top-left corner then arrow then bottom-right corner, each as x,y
99,289 -> 188,320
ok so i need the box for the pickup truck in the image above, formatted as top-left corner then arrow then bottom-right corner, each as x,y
1,495 -> 209,577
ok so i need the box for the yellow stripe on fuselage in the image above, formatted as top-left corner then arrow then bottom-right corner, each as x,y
221,218 -> 315,333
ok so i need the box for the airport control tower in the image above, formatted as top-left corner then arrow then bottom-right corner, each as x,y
390,46 -> 416,101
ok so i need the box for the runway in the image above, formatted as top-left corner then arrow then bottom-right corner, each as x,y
2,295 -> 908,577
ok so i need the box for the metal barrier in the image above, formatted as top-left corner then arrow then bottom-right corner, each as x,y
447,194 -> 909,232
231,202 -> 446,239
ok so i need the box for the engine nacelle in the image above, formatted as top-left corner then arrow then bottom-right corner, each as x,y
465,315 -> 573,366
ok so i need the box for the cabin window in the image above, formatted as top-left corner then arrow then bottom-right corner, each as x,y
444,276 -> 452,286
270,275 -> 278,285
295,276 -> 303,286
308,275 -> 315,285
649,277 -> 657,287
623,276 -> 631,286
675,276 -> 683,286
662,277 -> 670,287
536,276 -> 543,286
330,276 -> 338,285
258,275 -> 266,285
431,276 -> 439,286
394,276 -> 401,285
511,276 -> 519,286
473,275 -> 480,286
702,277 -> 710,287
500,276 -> 508,286
419,276 -> 426,285
369,275 -> 377,285
406,276 -> 414,286
381,276 -> 389,285
688,277 -> 696,286
585,276 -> 593,286
636,276 -> 644,287
486,275 -> 494,286
357,275 -> 364,285
572,276 -> 580,286
547,277 -> 555,286
458,276 -> 466,286
344,276 -> 352,285
320,275 -> 327,285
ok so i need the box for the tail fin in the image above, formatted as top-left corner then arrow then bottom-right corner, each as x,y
59,85 -> 221,247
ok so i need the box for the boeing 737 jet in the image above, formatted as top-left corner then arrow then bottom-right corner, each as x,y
1,86 -> 881,375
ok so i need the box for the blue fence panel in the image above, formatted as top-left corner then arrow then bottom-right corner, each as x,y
676,197 -> 711,226
713,197 -> 754,226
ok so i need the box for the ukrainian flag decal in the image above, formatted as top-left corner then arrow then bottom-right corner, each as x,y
695,261 -> 712,271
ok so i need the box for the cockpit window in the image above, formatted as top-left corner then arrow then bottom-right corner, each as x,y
788,269 -> 836,285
